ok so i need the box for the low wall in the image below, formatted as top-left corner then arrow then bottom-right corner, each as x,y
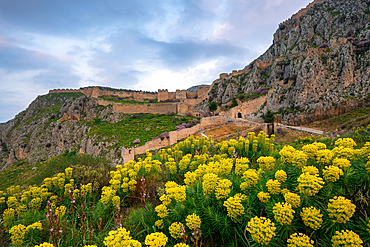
121,123 -> 202,162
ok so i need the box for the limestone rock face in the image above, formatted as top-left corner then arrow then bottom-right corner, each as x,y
203,0 -> 370,125
0,93 -> 125,169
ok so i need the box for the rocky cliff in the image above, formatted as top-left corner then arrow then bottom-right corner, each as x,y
0,93 -> 126,169
202,0 -> 370,125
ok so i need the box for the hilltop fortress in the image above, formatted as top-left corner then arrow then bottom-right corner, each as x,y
49,85 -> 211,116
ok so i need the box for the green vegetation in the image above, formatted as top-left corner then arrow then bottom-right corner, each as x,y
13,92 -> 83,130
208,101 -> 217,113
0,151 -> 110,191
1,128 -> 370,246
84,113 -> 198,148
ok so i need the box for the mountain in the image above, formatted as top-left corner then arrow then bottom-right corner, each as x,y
203,0 -> 370,125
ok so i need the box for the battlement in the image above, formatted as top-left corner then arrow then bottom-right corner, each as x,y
49,88 -> 81,94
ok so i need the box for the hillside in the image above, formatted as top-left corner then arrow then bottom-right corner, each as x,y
0,92 -> 197,169
201,0 -> 370,125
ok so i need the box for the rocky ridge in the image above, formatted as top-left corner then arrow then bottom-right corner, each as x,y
202,0 -> 370,125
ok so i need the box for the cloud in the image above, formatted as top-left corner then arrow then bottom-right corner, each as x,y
0,0 -> 316,122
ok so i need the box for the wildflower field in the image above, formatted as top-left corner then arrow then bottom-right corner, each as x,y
1,126 -> 370,246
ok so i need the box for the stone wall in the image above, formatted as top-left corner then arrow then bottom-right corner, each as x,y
121,123 -> 201,162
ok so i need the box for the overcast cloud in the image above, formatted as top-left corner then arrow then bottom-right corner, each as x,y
0,0 -> 312,122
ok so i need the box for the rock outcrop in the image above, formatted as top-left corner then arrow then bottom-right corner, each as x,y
202,0 -> 370,125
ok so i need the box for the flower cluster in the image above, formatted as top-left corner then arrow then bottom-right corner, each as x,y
257,156 -> 276,171
34,243 -> 55,247
331,230 -> 363,247
235,157 -> 250,176
145,232 -> 168,247
215,179 -> 232,200
155,219 -> 163,229
240,169 -> 258,191
275,170 -> 287,183
103,227 -> 142,247
284,192 -> 301,208
266,179 -> 281,195
272,202 -> 295,225
186,213 -> 201,230
246,216 -> 276,245
297,172 -> 324,196
316,149 -> 334,166
155,204 -> 169,218
279,145 -> 296,164
332,158 -> 351,170
257,192 -> 270,203
202,173 -> 219,195
335,138 -> 356,149
323,166 -> 343,182
300,206 -> 323,230
302,144 -> 318,159
287,233 -> 314,247
327,196 -> 356,223
292,151 -> 308,169
169,222 -> 184,239
223,195 -> 245,222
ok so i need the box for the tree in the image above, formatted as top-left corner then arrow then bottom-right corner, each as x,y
262,109 -> 274,123
209,101 -> 217,113
230,98 -> 238,108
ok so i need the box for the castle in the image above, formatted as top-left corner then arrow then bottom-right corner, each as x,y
49,85 -> 210,116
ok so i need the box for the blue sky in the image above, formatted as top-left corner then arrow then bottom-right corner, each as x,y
0,0 -> 312,122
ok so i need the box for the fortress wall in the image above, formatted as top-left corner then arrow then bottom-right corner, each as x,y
113,102 -> 177,115
168,92 -> 176,100
201,112 -> 231,127
231,94 -> 269,118
49,89 -> 81,94
176,90 -> 187,100
158,90 -> 169,102
122,123 -> 202,162
185,99 -> 200,105
177,103 -> 189,114
186,91 -> 198,98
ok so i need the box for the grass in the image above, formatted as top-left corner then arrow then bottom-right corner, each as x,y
308,107 -> 370,131
0,151 -> 110,191
84,113 -> 198,148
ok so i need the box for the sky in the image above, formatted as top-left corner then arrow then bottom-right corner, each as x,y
0,0 -> 313,123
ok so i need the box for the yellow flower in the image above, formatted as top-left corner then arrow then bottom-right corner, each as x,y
169,222 -> 184,239
301,166 -> 319,175
65,167 -> 73,179
292,151 -> 308,169
335,138 -> 356,149
316,149 -> 334,166
331,230 -> 363,247
34,243 -> 55,247
7,196 -> 18,208
159,194 -> 172,206
16,204 -> 28,216
275,170 -> 287,183
284,192 -> 301,208
332,146 -> 354,159
100,186 -> 116,206
257,192 -> 270,203
302,144 -> 318,159
202,173 -> 219,195
166,185 -> 186,202
184,171 -> 197,186
300,206 -> 323,230
145,232 -> 168,247
266,179 -> 281,195
235,157 -> 250,176
279,145 -> 296,164
9,224 -> 26,247
327,196 -> 356,223
287,233 -> 314,247
246,216 -> 276,245
103,227 -> 142,247
297,172 -> 324,197
240,169 -> 258,191
323,166 -> 343,182
155,204 -> 169,218
186,213 -> 201,230
31,197 -> 42,210
257,156 -> 276,171
273,202 -> 295,225
55,206 -> 66,218
174,244 -> 189,247
155,219 -> 164,229
332,158 -> 351,170
223,195 -> 245,222
215,179 -> 232,200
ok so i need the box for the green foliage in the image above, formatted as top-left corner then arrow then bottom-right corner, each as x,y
85,113 -> 197,148
230,98 -> 238,108
209,101 -> 217,112
262,109 -> 275,123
